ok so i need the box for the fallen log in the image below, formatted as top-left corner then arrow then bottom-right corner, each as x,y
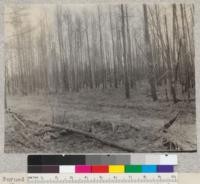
8,111 -> 46,149
163,111 -> 180,129
7,110 -> 135,152
11,113 -> 26,128
159,112 -> 180,132
44,123 -> 135,153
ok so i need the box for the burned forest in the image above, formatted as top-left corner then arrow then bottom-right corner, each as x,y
4,4 -> 196,153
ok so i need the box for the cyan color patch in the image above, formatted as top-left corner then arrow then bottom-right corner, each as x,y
142,165 -> 157,173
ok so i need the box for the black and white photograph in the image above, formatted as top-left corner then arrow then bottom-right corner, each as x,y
4,3 -> 196,153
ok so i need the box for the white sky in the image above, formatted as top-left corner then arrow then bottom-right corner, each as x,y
4,4 -> 143,37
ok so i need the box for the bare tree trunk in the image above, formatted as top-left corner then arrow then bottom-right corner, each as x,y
181,4 -> 192,101
143,4 -> 157,101
98,6 -> 106,89
109,6 -> 118,88
84,13 -> 93,89
172,4 -> 179,102
56,6 -> 69,92
126,5 -> 136,89
5,64 -> 7,109
121,4 -> 130,99
165,14 -> 177,103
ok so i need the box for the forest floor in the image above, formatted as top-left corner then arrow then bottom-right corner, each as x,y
4,83 -> 197,153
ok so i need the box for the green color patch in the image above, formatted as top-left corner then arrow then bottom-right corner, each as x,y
125,165 -> 142,173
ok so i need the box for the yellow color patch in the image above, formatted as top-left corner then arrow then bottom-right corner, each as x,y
109,165 -> 125,173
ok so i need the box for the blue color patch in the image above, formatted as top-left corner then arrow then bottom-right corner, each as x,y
142,165 -> 157,173
157,165 -> 174,173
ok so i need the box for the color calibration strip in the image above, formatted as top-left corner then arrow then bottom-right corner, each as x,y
28,165 -> 174,173
28,154 -> 177,165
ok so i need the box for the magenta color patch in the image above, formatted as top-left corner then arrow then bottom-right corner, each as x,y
75,165 -> 91,173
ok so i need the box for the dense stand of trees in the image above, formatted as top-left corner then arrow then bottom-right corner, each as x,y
5,4 -> 195,103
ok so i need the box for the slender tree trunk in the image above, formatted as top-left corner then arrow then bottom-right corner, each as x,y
5,64 -> 7,109
126,6 -> 136,89
98,6 -> 106,89
109,6 -> 118,88
172,4 -> 178,102
57,7 -> 69,92
143,4 -> 157,101
165,14 -> 177,103
85,24 -> 93,89
121,4 -> 130,99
